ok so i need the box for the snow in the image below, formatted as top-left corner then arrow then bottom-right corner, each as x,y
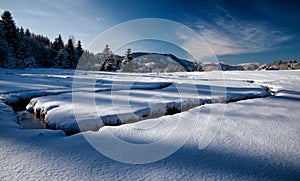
0,68 -> 299,180
24,69 -> 270,134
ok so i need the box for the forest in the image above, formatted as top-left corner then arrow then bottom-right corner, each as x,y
0,10 -> 83,69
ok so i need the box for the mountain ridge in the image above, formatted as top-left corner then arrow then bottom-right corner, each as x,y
120,52 -> 300,72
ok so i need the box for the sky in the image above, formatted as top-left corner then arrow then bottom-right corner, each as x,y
1,0 -> 300,64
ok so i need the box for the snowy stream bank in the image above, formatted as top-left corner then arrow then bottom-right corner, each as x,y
1,69 -> 274,135
12,86 -> 272,135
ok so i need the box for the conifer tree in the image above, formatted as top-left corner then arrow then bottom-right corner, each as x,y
0,25 -> 12,66
0,11 -> 18,46
25,28 -> 31,37
15,40 -> 32,60
52,34 -> 64,51
19,27 -> 25,37
101,44 -> 115,71
122,48 -> 132,66
53,49 -> 69,68
103,44 -> 112,58
66,38 -> 76,67
76,40 -> 83,57
0,11 -> 85,69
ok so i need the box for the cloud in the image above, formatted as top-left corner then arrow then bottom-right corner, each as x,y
18,9 -> 58,17
96,17 -> 104,22
183,9 -> 292,61
211,16 -> 292,53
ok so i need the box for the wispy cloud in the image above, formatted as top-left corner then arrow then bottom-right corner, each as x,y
18,9 -> 58,17
183,8 -> 293,61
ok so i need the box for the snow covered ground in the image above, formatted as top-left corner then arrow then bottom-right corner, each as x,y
0,68 -> 299,180
24,69 -> 270,134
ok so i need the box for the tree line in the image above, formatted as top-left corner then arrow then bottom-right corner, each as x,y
76,44 -> 133,71
0,10 -> 83,69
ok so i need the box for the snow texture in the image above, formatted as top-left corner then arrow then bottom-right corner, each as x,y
25,70 -> 269,134
0,68 -> 299,180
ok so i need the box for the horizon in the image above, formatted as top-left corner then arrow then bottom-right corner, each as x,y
1,0 -> 299,64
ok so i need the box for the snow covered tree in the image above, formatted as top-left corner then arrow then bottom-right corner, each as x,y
103,44 -> 112,58
53,49 -> 69,69
100,44 -> 116,71
0,10 -> 85,69
122,48 -> 132,66
51,34 -> 65,67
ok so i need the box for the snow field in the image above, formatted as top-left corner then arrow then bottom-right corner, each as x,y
0,69 -> 299,180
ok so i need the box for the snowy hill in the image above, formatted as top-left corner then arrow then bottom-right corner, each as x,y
198,61 -> 300,71
121,52 -> 197,73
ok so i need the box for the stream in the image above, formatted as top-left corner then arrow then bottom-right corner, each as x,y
16,110 -> 46,129
11,83 -> 275,135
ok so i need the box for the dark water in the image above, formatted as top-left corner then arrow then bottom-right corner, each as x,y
16,110 -> 46,129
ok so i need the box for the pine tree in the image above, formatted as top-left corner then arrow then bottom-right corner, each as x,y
53,49 -> 69,69
0,10 -> 28,68
103,44 -> 112,58
0,11 -> 19,47
25,28 -> 31,37
66,38 -> 75,68
0,10 -> 85,69
51,34 -> 65,67
19,27 -> 25,37
76,40 -> 83,57
122,48 -> 132,66
100,44 -> 115,71
15,40 -> 32,60
66,38 -> 74,52
52,34 -> 64,51
0,25 -> 12,67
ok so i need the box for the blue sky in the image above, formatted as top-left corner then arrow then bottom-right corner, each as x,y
1,0 -> 299,63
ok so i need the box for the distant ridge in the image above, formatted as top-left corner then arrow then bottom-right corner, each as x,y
197,61 -> 300,71
81,51 -> 299,72
129,52 -> 197,72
